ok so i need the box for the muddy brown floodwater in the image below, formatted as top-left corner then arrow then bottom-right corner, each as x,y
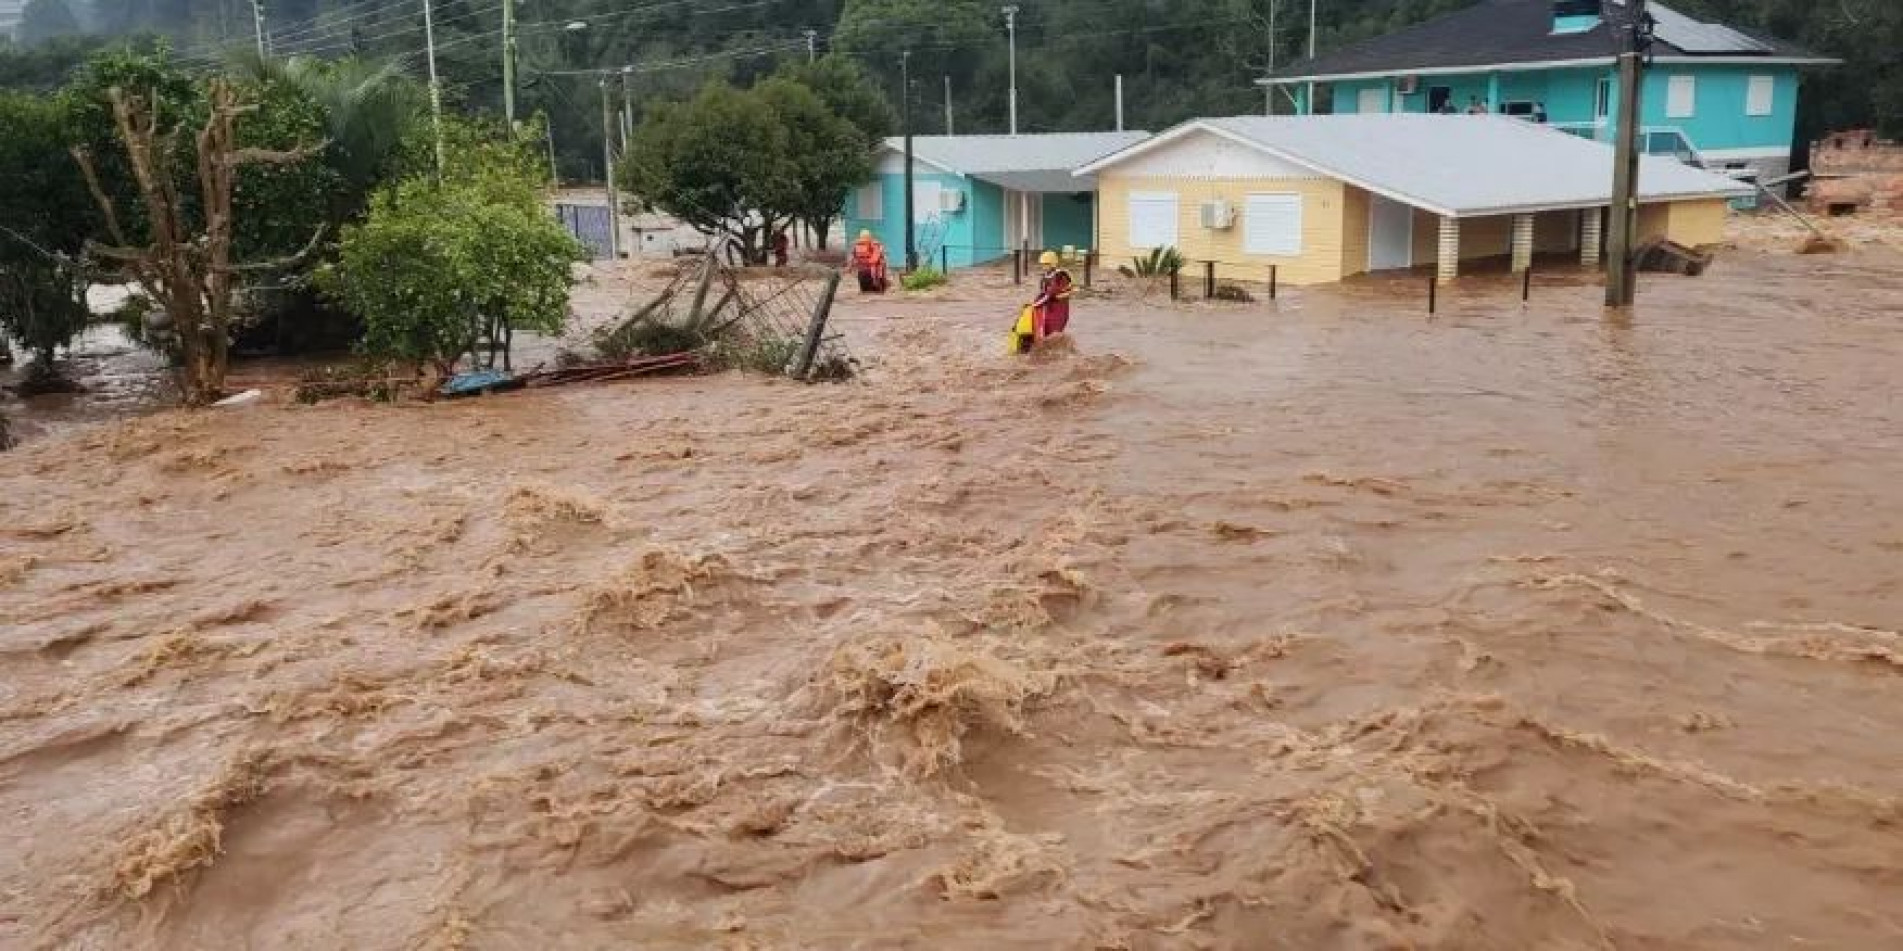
2,246 -> 1901,950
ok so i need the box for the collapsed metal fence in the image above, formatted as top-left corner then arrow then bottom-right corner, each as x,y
596,253 -> 851,381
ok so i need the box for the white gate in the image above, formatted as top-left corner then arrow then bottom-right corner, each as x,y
1368,196 -> 1414,271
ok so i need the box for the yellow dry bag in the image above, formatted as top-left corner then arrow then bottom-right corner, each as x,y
1006,305 -> 1037,355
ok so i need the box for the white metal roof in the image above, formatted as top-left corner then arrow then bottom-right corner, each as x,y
881,131 -> 1151,193
1076,114 -> 1752,217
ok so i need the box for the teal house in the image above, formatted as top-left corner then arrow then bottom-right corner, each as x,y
1258,0 -> 1834,183
842,132 -> 1148,269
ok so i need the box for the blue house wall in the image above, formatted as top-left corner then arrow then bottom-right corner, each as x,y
841,162 -> 1093,270
1327,62 -> 1799,167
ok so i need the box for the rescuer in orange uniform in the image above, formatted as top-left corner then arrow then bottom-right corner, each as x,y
850,229 -> 890,293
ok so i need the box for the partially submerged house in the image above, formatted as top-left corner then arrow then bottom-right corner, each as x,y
841,131 -> 1148,269
1258,0 -> 1835,183
1074,114 -> 1751,284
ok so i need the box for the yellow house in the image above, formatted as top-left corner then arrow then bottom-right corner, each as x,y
1073,114 -> 1749,285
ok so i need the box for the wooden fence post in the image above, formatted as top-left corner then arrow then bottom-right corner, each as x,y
793,271 -> 843,381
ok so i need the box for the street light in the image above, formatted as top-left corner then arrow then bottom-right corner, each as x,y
1002,5 -> 1019,136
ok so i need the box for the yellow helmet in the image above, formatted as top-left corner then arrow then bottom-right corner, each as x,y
858,229 -> 873,241
1038,250 -> 1060,267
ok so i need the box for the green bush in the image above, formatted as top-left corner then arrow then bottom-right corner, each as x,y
901,267 -> 948,292
320,136 -> 584,375
1132,246 -> 1185,277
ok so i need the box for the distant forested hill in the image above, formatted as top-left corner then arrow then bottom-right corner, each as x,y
4,0 -> 1895,178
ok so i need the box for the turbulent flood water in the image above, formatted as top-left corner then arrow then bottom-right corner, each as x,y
1,250 -> 1899,949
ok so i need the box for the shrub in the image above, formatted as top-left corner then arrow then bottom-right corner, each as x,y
901,267 -> 948,292
1132,246 -> 1184,277
320,156 -> 584,375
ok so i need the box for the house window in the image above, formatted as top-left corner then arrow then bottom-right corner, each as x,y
1594,77 -> 1611,119
1746,75 -> 1774,116
912,181 -> 943,221
1127,191 -> 1179,249
1666,75 -> 1696,119
1356,87 -> 1387,114
1428,86 -> 1453,114
856,183 -> 882,220
1243,193 -> 1303,256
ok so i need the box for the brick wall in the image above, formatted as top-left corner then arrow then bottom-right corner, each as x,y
1809,130 -> 1903,216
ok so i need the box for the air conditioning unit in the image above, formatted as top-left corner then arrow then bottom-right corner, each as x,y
1396,75 -> 1421,95
1200,199 -> 1235,230
938,189 -> 966,212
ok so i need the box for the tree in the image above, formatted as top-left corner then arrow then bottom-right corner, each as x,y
0,91 -> 94,382
19,0 -> 83,46
321,126 -> 585,376
618,81 -> 800,263
776,54 -> 897,143
73,76 -> 324,405
772,56 -> 892,247
751,76 -> 876,252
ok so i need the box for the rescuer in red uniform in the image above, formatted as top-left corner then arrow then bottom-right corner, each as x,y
1031,250 -> 1074,339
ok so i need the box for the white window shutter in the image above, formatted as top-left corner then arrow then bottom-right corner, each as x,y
1128,192 -> 1180,249
1745,76 -> 1774,117
1244,194 -> 1304,257
1357,87 -> 1387,114
856,183 -> 882,220
1667,75 -> 1696,119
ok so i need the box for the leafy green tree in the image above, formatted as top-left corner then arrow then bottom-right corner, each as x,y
321,126 -> 584,376
618,81 -> 800,262
754,75 -> 876,250
0,90 -> 94,379
776,54 -> 896,143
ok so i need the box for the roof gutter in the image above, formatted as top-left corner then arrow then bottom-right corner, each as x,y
1257,53 -> 1837,85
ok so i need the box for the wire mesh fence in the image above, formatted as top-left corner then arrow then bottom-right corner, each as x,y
594,253 -> 852,381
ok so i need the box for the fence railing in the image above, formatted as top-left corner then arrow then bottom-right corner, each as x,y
893,240 -> 1568,315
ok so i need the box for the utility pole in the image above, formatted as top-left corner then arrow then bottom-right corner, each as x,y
1003,5 -> 1020,135
1265,0 -> 1277,115
805,29 -> 817,62
1306,0 -> 1317,114
502,0 -> 517,130
902,51 -> 916,271
1115,74 -> 1124,131
620,66 -> 634,151
1606,0 -> 1650,308
600,78 -> 621,260
250,0 -> 268,57
421,0 -> 444,176
944,75 -> 954,135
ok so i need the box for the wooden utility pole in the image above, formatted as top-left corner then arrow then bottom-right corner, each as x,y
1606,0 -> 1650,308
902,50 -> 916,270
600,79 -> 620,260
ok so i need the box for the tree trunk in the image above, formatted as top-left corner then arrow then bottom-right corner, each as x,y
810,214 -> 835,250
74,79 -> 320,407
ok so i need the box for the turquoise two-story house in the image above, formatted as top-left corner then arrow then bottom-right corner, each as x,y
841,131 -> 1148,270
1258,0 -> 1834,184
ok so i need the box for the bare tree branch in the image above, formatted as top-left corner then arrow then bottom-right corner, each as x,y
220,225 -> 329,274
225,142 -> 329,167
69,147 -> 131,247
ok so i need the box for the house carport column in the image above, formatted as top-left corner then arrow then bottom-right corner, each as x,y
1580,208 -> 1603,267
1511,213 -> 1534,272
1486,72 -> 1501,112
1437,216 -> 1460,284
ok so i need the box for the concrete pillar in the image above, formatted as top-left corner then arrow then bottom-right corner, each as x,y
1511,213 -> 1535,272
1580,209 -> 1603,268
1437,216 -> 1460,284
